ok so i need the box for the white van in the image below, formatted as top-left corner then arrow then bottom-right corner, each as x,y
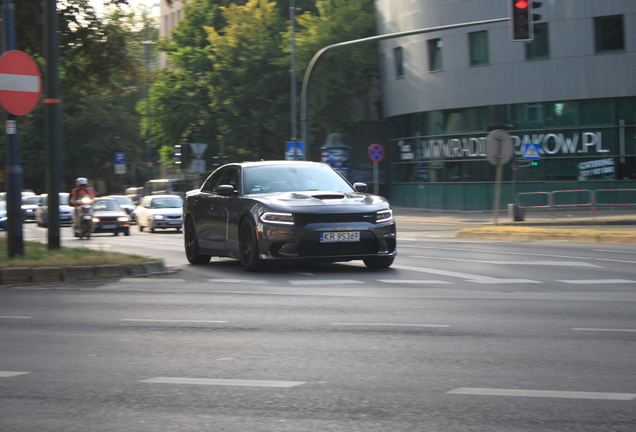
142,179 -> 194,199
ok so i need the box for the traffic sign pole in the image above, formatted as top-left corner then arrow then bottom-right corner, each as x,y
2,0 -> 24,257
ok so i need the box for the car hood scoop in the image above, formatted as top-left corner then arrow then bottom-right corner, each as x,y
311,193 -> 346,200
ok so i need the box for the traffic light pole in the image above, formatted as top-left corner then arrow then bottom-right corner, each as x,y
2,0 -> 24,257
300,17 -> 508,160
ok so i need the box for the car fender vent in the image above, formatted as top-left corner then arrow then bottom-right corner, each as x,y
312,194 -> 345,200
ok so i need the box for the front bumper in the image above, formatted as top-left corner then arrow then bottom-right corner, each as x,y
150,218 -> 182,229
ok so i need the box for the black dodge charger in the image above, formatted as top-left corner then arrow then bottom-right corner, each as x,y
183,161 -> 396,271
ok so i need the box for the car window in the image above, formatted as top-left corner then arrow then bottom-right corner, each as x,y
22,196 -> 41,205
0,202 -> 5,211
201,170 -> 225,193
94,200 -> 121,211
59,194 -> 70,205
150,197 -> 182,208
220,168 -> 239,190
114,196 -> 133,205
244,164 -> 353,194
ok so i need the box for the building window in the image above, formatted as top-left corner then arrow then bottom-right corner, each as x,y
427,38 -> 442,71
526,22 -> 549,59
394,47 -> 404,78
595,15 -> 624,53
469,31 -> 488,66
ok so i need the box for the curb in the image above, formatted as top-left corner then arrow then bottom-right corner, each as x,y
454,231 -> 636,244
0,261 -> 167,286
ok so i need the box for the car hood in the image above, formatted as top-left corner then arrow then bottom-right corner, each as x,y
248,191 -> 389,212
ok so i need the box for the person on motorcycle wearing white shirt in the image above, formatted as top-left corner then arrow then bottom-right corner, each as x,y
70,178 -> 94,230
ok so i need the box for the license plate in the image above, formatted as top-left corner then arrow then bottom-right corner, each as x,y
101,224 -> 116,229
320,231 -> 360,243
169,221 -> 181,225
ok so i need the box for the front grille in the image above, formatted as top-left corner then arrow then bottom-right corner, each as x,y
296,231 -> 379,257
98,216 -> 118,222
295,212 -> 375,227
167,215 -> 181,220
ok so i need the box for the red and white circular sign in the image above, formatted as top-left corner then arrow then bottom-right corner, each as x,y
0,50 -> 42,116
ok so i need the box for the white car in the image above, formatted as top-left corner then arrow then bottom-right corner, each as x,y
135,194 -> 183,233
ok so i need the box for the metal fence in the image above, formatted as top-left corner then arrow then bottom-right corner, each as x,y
516,188 -> 636,218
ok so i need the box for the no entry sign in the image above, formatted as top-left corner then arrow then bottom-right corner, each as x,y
0,50 -> 42,116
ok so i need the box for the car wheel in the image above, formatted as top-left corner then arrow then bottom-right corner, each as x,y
239,218 -> 266,272
138,224 -> 143,232
363,256 -> 394,269
114,232 -> 119,236
124,229 -> 130,237
184,218 -> 211,265
150,227 -> 155,233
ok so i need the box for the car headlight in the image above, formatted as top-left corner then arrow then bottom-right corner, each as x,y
376,209 -> 393,223
92,217 -> 100,223
260,212 -> 294,225
152,215 -> 165,220
118,216 -> 130,222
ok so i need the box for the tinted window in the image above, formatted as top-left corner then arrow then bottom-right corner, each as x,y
94,200 -> 122,211
201,170 -> 224,193
244,164 -> 353,194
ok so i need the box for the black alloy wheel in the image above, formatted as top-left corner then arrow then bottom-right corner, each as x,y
184,218 -> 211,265
363,256 -> 394,269
239,218 -> 266,272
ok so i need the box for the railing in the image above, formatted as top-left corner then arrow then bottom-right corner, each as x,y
514,188 -> 636,220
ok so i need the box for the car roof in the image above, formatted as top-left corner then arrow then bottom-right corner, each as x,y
231,160 -> 327,169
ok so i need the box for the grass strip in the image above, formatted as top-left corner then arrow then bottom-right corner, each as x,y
0,238 -> 155,268
460,226 -> 636,236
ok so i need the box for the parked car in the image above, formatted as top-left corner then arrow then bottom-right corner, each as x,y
36,193 -> 74,227
21,195 -> 42,221
103,195 -> 136,222
83,198 -> 131,236
135,195 -> 183,233
0,201 -> 6,230
182,160 -> 396,271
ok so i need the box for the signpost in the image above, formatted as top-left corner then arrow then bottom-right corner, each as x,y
0,44 -> 42,256
367,143 -> 385,195
485,130 -> 514,225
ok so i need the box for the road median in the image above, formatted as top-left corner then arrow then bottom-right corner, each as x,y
454,226 -> 636,244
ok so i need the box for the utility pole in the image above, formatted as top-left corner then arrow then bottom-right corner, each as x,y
289,0 -> 298,159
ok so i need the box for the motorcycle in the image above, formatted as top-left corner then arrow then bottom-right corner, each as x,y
73,196 -> 94,240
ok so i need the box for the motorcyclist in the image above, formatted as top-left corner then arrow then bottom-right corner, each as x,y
70,178 -> 95,230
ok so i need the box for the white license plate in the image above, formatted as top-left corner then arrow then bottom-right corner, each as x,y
320,231 -> 360,243
101,224 -> 117,229
169,221 -> 181,225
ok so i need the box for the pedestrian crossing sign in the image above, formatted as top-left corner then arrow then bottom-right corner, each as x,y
522,143 -> 541,160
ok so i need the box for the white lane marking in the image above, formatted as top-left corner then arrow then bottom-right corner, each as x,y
447,387 -> 636,400
0,316 -> 31,319
559,279 -> 635,284
120,278 -> 186,283
376,280 -> 452,284
410,256 -> 599,267
0,371 -> 30,378
140,377 -> 305,388
573,328 -> 636,332
208,279 -> 268,285
593,249 -> 636,255
289,279 -> 364,286
392,264 -> 540,284
122,319 -> 227,323
404,246 -> 636,265
333,323 -> 450,328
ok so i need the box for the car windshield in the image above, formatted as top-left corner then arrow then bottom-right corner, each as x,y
243,164 -> 353,194
113,196 -> 133,205
59,194 -> 70,205
94,200 -> 122,211
150,197 -> 182,208
0,202 -> 5,211
22,196 -> 41,205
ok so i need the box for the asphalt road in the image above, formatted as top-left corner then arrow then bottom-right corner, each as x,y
1,222 -> 635,431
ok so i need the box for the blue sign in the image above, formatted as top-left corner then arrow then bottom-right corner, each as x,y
522,143 -> 541,160
368,143 -> 385,162
114,152 -> 126,174
285,141 -> 304,160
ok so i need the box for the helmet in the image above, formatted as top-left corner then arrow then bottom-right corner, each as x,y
75,177 -> 88,188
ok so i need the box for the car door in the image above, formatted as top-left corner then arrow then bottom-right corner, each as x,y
207,167 -> 239,245
189,169 -> 225,248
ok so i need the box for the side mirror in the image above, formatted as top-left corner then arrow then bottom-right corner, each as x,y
353,182 -> 367,193
216,185 -> 236,196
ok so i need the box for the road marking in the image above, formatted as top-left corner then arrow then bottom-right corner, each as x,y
376,280 -> 452,284
558,279 -> 635,284
410,256 -> 599,267
208,279 -> 268,285
122,319 -> 227,323
120,278 -> 186,283
573,328 -> 636,332
289,279 -> 364,286
447,387 -> 636,400
392,264 -> 540,284
0,371 -> 29,378
405,246 -> 636,265
593,249 -> 636,255
0,316 -> 31,319
140,377 -> 305,388
333,323 -> 450,328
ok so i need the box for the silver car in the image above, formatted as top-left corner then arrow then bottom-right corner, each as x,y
135,195 -> 183,233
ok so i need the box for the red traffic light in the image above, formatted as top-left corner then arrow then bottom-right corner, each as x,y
515,0 -> 529,8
